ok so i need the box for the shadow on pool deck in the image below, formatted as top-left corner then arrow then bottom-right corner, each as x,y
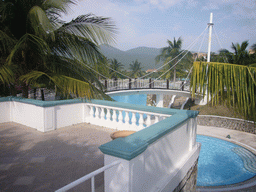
0,122 -> 115,192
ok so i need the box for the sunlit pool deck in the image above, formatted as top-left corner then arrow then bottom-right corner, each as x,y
0,122 -> 256,192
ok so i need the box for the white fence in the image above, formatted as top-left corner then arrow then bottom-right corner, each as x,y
85,103 -> 170,131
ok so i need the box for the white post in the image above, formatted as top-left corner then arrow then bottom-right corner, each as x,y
207,13 -> 213,62
156,94 -> 164,108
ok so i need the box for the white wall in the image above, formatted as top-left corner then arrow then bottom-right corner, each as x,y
104,118 -> 200,192
10,101 -> 44,130
0,101 -> 85,132
0,101 -> 10,123
55,103 -> 84,128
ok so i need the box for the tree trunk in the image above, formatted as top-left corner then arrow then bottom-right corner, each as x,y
10,84 -> 17,96
41,89 -> 45,101
173,66 -> 176,83
22,84 -> 29,98
33,88 -> 37,99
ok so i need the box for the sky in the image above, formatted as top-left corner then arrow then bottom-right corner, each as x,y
62,0 -> 256,53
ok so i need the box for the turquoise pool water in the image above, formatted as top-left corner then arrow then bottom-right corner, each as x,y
111,94 -> 256,186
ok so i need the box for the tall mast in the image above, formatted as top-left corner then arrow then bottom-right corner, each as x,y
207,13 -> 213,62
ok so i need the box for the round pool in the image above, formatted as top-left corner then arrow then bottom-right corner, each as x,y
111,94 -> 256,186
197,135 -> 256,186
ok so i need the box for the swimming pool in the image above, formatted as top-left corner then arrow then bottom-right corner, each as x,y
196,135 -> 256,186
111,94 -> 256,186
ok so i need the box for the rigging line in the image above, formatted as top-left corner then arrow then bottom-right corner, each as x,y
194,27 -> 207,62
213,27 -> 228,63
104,62 -> 131,79
179,66 -> 193,89
96,25 -> 209,91
138,25 -> 209,80
105,30 -> 203,91
98,26 -> 209,90
82,62 -> 109,80
142,47 -> 194,88
105,47 -> 198,90
146,27 -> 207,85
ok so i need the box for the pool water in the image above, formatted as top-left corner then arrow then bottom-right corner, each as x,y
111,94 -> 256,186
196,135 -> 256,186
111,94 -> 147,106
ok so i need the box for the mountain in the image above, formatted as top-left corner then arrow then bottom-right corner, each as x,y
99,45 -> 162,70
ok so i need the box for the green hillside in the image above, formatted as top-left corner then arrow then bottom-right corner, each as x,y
99,45 -> 162,70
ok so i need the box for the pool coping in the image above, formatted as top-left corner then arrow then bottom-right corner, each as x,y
196,133 -> 256,192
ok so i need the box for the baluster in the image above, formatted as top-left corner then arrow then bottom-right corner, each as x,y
131,112 -> 136,126
106,108 -> 111,122
138,113 -> 144,129
100,107 -> 105,120
113,109 -> 117,122
89,105 -> 94,122
95,107 -> 100,120
146,114 -> 151,126
124,111 -> 129,125
118,110 -> 123,123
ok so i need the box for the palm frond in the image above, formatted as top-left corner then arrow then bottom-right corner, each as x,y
0,64 -> 14,84
50,31 -> 104,65
20,70 -> 92,99
6,33 -> 50,65
0,30 -> 17,57
191,61 -> 256,121
27,5 -> 55,39
59,14 -> 117,45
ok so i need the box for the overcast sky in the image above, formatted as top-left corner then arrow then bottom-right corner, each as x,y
62,0 -> 256,53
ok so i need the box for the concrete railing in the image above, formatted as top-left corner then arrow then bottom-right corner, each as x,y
0,97 -> 171,132
0,96 -> 200,191
99,108 -> 200,192
85,100 -> 170,131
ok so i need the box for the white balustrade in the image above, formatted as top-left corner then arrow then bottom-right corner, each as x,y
85,103 -> 170,131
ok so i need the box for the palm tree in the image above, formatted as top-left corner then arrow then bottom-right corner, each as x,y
230,41 -> 250,65
0,0 -> 116,99
129,60 -> 143,78
155,37 -> 192,82
109,58 -> 124,79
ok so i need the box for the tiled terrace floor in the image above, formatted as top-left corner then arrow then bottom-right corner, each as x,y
0,122 -> 115,192
0,123 -> 256,192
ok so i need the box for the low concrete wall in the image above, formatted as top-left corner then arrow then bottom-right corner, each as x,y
100,114 -> 200,192
198,115 -> 256,134
0,97 -> 84,132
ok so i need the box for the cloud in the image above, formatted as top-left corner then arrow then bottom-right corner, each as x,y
186,0 -> 198,9
202,2 -> 219,10
172,24 -> 182,31
232,1 -> 256,19
141,0 -> 185,9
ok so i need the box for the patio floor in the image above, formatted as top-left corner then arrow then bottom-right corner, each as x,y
0,122 -> 115,192
0,123 -> 256,192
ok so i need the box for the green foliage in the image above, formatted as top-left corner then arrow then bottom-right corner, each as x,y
129,60 -> 144,78
0,0 -> 116,99
202,41 -> 256,65
155,37 -> 193,81
191,61 -> 256,121
108,58 -> 124,79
